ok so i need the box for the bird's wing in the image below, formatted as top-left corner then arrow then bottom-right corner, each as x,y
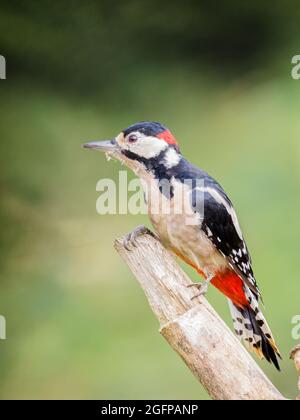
190,176 -> 261,298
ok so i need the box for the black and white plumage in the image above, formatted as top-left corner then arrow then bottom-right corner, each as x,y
193,172 -> 261,298
84,121 -> 281,370
148,156 -> 260,292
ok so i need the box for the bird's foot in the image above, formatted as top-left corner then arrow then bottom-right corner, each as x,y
187,277 -> 212,300
123,225 -> 156,251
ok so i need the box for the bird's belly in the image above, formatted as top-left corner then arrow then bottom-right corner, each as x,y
150,211 -> 227,276
145,178 -> 227,276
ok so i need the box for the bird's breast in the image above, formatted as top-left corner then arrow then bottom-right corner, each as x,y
143,177 -> 228,274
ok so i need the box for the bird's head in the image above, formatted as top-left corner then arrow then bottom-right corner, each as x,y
83,121 -> 181,175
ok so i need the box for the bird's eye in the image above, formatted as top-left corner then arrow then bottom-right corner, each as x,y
128,134 -> 138,143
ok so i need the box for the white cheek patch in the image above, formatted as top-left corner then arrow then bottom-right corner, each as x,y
164,148 -> 181,168
127,133 -> 168,159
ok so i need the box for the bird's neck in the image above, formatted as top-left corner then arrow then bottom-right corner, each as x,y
142,148 -> 183,180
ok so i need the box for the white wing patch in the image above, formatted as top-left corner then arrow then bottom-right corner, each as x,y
202,187 -> 244,240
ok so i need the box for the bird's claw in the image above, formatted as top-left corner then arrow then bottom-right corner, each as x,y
123,225 -> 155,251
187,280 -> 211,299
190,284 -> 209,299
187,283 -> 203,289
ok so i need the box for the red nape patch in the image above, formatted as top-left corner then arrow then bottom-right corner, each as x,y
211,271 -> 249,308
157,130 -> 178,145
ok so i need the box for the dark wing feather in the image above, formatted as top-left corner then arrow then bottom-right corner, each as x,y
172,158 -> 260,298
191,175 -> 261,298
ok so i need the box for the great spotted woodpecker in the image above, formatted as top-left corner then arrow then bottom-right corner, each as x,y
84,121 -> 281,370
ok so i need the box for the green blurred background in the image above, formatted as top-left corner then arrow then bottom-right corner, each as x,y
0,0 -> 300,400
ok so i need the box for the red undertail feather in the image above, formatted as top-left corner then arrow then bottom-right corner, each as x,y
213,270 -> 281,370
211,270 -> 248,308
173,253 -> 281,370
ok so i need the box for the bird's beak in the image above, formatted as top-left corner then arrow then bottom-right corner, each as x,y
83,139 -> 119,153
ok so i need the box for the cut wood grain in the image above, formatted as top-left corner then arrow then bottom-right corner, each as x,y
290,345 -> 300,400
114,227 -> 286,400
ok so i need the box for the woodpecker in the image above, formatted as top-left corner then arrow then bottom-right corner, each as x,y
84,121 -> 281,370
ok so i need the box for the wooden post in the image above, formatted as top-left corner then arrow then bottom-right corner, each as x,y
114,227 -> 286,400
290,345 -> 300,400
